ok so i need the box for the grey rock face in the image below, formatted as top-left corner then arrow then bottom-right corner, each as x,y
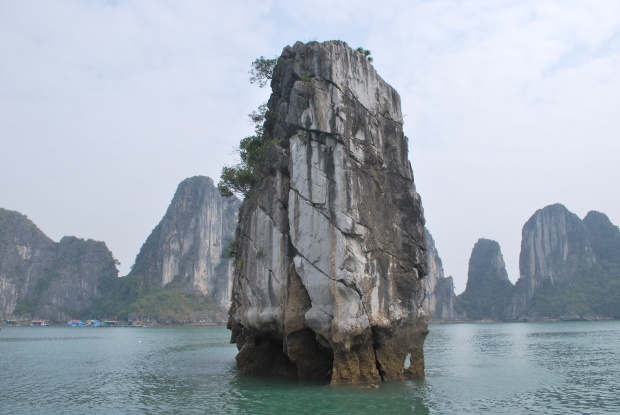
458,238 -> 513,320
431,276 -> 463,321
129,176 -> 240,307
423,229 -> 444,316
228,41 -> 428,384
464,239 -> 511,289
37,236 -> 119,320
422,229 -> 465,322
583,210 -> 620,263
506,203 -> 595,319
0,208 -> 118,322
0,209 -> 56,320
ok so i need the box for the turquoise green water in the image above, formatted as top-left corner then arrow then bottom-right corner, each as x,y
1,321 -> 619,414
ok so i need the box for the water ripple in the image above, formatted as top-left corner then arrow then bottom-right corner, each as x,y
2,322 -> 620,414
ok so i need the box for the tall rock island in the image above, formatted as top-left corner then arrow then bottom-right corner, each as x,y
506,204 -> 596,318
128,176 -> 240,308
505,203 -> 620,320
228,41 -> 428,384
458,238 -> 513,320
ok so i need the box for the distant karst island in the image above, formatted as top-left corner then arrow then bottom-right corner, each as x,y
0,176 -> 239,325
428,203 -> 620,322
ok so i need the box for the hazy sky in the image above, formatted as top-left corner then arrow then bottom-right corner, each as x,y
2,0 -> 619,294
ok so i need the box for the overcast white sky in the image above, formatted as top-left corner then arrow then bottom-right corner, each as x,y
2,0 -> 619,294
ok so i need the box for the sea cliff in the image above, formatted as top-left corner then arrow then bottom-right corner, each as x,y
228,40 -> 429,383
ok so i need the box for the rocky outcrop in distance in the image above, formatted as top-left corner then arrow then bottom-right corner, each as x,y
428,203 -> 620,322
506,204 -> 595,318
128,176 -> 240,308
424,236 -> 512,322
506,204 -> 619,320
582,210 -> 620,263
506,203 -> 596,318
458,238 -> 513,320
228,40 -> 429,384
423,229 -> 464,322
430,275 -> 463,321
0,208 -> 118,322
422,229 -> 442,316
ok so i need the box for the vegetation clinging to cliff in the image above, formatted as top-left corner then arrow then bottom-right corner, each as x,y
248,56 -> 277,88
217,133 -> 276,197
355,47 -> 373,62
218,57 -> 278,198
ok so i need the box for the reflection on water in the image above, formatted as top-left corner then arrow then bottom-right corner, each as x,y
522,326 -> 620,414
1,321 -> 619,414
225,375 -> 431,414
425,322 -> 620,414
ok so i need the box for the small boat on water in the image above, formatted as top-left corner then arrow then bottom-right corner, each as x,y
30,319 -> 50,326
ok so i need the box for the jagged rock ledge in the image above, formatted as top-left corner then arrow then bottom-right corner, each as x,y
228,40 -> 429,384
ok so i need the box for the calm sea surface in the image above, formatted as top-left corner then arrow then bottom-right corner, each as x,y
1,321 -> 619,414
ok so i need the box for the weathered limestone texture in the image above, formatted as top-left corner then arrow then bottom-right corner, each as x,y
431,276 -> 463,322
228,41 -> 428,384
506,203 -> 595,319
422,229 -> 442,316
423,228 -> 466,322
129,176 -> 240,308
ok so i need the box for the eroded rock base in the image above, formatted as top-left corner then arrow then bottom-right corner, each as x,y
232,326 -> 333,380
330,319 -> 429,384
230,318 -> 428,384
233,329 -> 298,377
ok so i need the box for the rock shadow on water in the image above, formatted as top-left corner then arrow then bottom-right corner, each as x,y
226,372 -> 432,414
